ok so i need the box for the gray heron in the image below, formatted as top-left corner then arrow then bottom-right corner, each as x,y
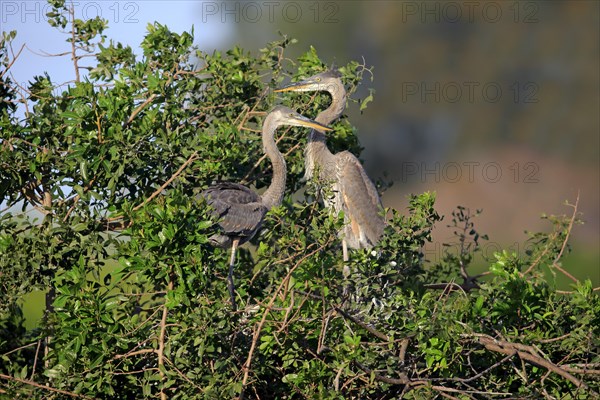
202,106 -> 331,309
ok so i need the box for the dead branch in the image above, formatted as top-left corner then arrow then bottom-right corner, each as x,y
355,361 -> 514,397
0,373 -> 91,399
441,354 -> 514,384
463,333 -> 596,395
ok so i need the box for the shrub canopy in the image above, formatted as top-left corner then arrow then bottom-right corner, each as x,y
1,1 -> 598,398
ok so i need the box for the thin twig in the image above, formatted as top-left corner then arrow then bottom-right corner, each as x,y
0,43 -> 25,79
539,333 -> 572,344
163,356 -> 205,392
68,6 -> 80,83
123,63 -> 190,128
334,306 -> 390,342
354,360 -> 414,385
0,342 -> 37,357
133,152 -> 198,212
113,368 -> 159,376
524,191 -> 580,278
442,354 -> 514,383
113,348 -> 155,359
0,373 -> 91,399
63,175 -> 97,222
464,333 -> 595,394
106,151 -> 198,226
556,286 -> 600,295
158,274 -> 174,400
125,94 -> 158,126
551,191 -> 580,282
240,244 -> 328,398
30,340 -> 42,380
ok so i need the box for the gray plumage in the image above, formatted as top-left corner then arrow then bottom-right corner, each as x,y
201,106 -> 331,308
202,182 -> 267,248
276,70 -> 385,257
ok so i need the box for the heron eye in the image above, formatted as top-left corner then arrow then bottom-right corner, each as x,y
316,77 -> 321,82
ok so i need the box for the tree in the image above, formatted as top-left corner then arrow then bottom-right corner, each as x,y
1,1 -> 598,398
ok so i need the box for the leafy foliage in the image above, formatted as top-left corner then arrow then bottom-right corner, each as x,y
1,2 -> 598,398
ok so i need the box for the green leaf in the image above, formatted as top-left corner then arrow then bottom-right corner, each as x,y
360,88 -> 375,112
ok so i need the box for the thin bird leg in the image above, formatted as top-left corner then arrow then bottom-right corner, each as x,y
228,238 -> 239,311
342,239 -> 351,298
342,239 -> 349,264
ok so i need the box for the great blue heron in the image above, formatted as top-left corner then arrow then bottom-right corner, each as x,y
275,70 -> 385,264
202,106 -> 331,309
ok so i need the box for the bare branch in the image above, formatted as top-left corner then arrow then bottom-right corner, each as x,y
114,348 -> 155,360
132,151 -> 198,212
463,333 -> 596,394
125,94 -> 158,127
30,340 -> 42,380
0,43 -> 25,79
0,373 -> 92,399
551,191 -> 580,283
240,243 -> 329,399
68,6 -> 80,82
334,306 -> 390,342
158,274 -> 173,400
0,341 -> 38,357
104,151 -> 198,227
525,191 -> 580,279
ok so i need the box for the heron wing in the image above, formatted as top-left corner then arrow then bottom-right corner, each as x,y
202,182 -> 268,239
336,152 -> 385,247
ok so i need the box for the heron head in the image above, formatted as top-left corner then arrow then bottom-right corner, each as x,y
274,70 -> 342,94
269,105 -> 332,133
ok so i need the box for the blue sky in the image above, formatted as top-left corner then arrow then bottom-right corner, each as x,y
2,1 -> 232,90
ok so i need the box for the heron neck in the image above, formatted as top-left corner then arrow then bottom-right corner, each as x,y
305,81 -> 346,180
261,116 -> 286,210
315,80 -> 346,126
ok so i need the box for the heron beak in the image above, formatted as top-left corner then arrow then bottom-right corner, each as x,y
294,116 -> 332,132
274,78 -> 315,93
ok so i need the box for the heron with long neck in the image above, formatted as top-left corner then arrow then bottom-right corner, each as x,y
276,71 -> 385,262
202,106 -> 331,309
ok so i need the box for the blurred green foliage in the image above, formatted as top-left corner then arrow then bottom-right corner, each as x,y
1,2 -> 598,398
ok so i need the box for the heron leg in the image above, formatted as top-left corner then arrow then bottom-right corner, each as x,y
228,239 -> 239,311
342,239 -> 351,298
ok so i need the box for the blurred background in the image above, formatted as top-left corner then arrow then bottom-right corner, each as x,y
3,1 -> 599,287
